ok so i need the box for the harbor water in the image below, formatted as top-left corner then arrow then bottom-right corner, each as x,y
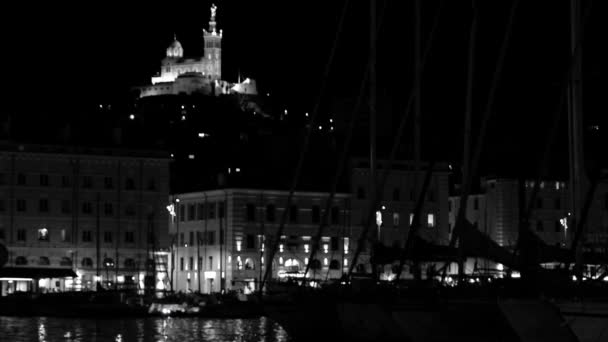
0,316 -> 290,342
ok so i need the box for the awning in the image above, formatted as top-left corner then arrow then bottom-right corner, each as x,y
0,267 -> 77,279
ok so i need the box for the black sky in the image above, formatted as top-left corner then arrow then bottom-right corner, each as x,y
2,0 -> 607,172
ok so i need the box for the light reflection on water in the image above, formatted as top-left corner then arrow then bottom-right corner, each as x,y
0,316 -> 290,342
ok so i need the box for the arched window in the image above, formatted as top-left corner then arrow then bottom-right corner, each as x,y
329,260 -> 340,270
124,258 -> 136,269
309,259 -> 322,270
356,264 -> 366,273
103,258 -> 115,268
284,258 -> 300,272
60,257 -> 72,267
82,257 -> 93,268
15,256 -> 28,265
244,258 -> 255,270
38,256 -> 50,266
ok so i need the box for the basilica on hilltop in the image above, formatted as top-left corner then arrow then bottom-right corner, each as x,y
138,4 -> 257,98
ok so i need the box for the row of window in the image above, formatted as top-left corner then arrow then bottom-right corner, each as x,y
178,201 -> 225,222
0,199 -> 138,216
245,204 -> 342,224
448,197 -> 564,212
3,228 -> 139,244
178,231 -> 221,246
13,256 -> 137,268
0,173 -> 157,191
356,187 -> 436,202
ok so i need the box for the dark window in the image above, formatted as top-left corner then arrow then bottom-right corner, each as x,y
474,198 -> 479,210
0,200 -> 5,212
82,176 -> 92,188
219,202 -> 225,219
0,173 -> 5,185
125,178 -> 135,190
246,234 -> 255,249
39,199 -> 49,212
449,201 -> 452,212
124,258 -> 136,269
246,203 -> 255,221
38,256 -> 50,266
555,220 -> 561,232
189,231 -> 194,245
189,257 -> 193,271
125,204 -> 136,216
179,205 -> 185,222
188,204 -> 195,221
60,257 -> 72,266
392,188 -> 400,201
147,179 -> 156,191
61,200 -> 71,214
605,193 -> 608,210
329,260 -> 340,270
0,229 -> 4,240
266,204 -> 275,222
357,187 -> 365,199
555,198 -> 561,210
331,206 -> 340,225
220,229 -> 224,244
289,205 -> 298,223
17,173 -> 26,186
40,174 -> 49,186
104,203 -> 113,216
17,199 -> 26,212
312,205 -> 320,224
17,229 -> 26,241
197,203 -> 205,220
536,198 -> 543,209
536,220 -> 544,232
196,232 -> 202,246
207,231 -> 216,245
104,177 -> 113,189
103,231 -> 112,243
331,236 -> 339,251
125,231 -> 135,243
82,202 -> 92,214
198,257 -> 203,270
180,257 -> 184,271
208,256 -> 213,270
62,175 -> 71,187
15,256 -> 28,265
208,202 -> 216,219
82,231 -> 92,242
410,189 -> 416,201
179,233 -> 184,245
428,191 -> 435,202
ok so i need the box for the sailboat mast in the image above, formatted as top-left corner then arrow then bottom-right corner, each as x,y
370,0 -> 377,240
568,0 -> 586,271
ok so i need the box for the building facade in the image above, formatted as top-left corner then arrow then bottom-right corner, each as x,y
0,143 -> 170,295
168,189 -> 359,294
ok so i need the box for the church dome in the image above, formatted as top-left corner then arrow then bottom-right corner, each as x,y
166,37 -> 183,58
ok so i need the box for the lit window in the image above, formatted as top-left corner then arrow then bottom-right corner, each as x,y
427,214 -> 435,228
129,114 -> 135,120
324,258 -> 328,266
344,258 -> 348,266
323,244 -> 329,253
279,257 -> 283,265
38,228 -> 49,241
236,240 -> 242,252
304,257 -> 309,265
304,244 -> 309,253
393,213 -> 400,227
409,213 -> 414,225
343,238 -> 349,254
555,182 -> 560,190
188,154 -> 195,159
279,244 -> 284,253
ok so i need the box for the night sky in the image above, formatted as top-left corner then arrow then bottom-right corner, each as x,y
2,0 -> 607,173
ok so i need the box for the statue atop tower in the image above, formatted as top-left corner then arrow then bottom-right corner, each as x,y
208,4 -> 218,35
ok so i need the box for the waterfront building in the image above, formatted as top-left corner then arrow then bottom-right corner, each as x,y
0,142 -> 170,295
168,189 -> 355,294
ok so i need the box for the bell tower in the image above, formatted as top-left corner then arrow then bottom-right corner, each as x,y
203,3 -> 222,80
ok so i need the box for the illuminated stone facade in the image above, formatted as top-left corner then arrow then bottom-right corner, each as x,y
0,143 -> 170,295
138,4 -> 257,98
168,189 -> 358,294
